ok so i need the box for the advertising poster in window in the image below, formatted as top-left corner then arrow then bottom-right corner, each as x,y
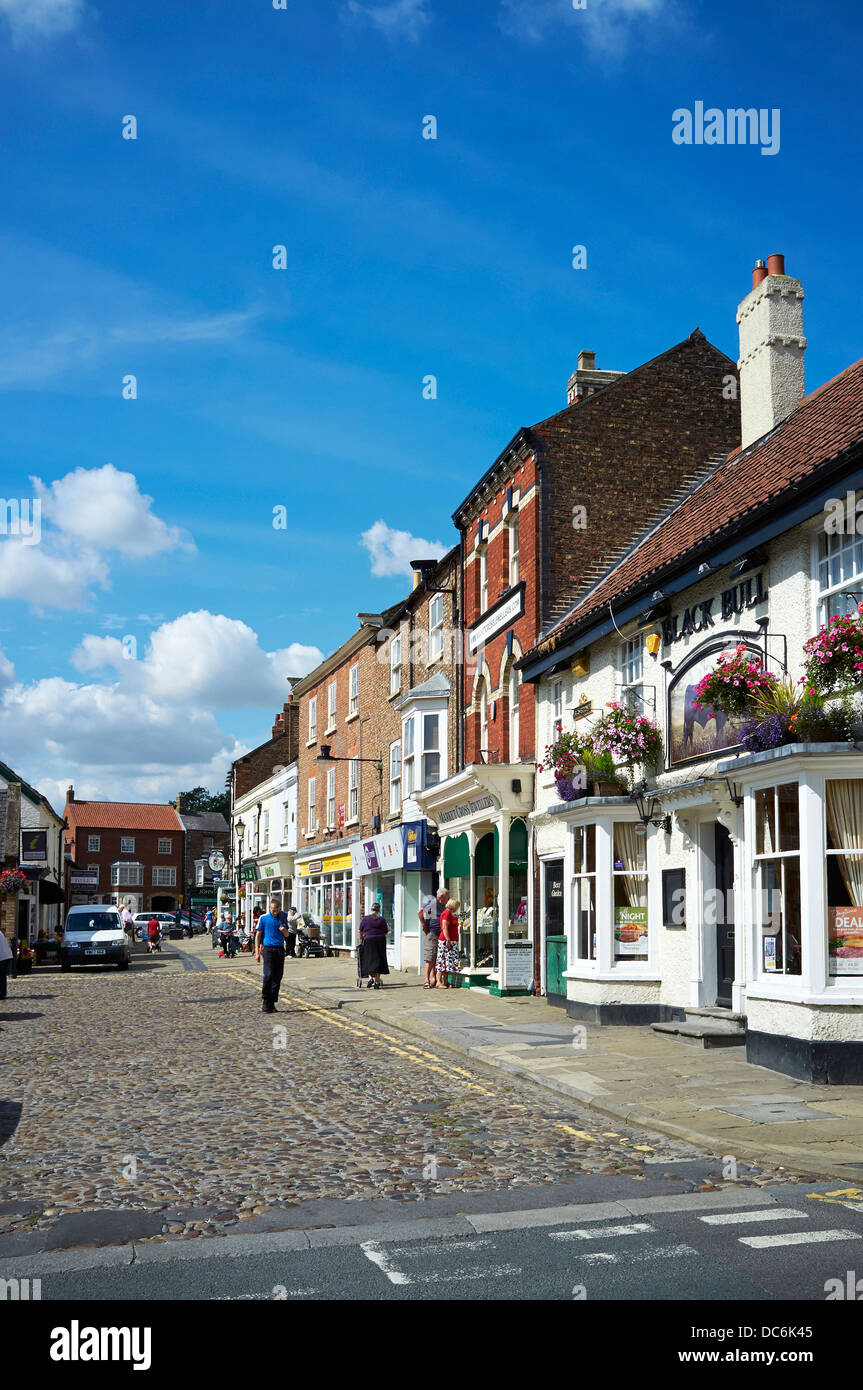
614,905 -> 648,956
828,906 -> 863,975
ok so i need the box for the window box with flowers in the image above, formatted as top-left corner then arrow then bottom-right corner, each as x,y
541,706 -> 662,801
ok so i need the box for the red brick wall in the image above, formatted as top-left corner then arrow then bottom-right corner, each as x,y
65,823 -> 184,910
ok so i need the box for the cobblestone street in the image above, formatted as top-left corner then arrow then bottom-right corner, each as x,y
0,947 -> 798,1253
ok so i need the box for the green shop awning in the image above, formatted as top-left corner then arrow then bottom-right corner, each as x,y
443,833 -> 470,879
474,821 -> 527,876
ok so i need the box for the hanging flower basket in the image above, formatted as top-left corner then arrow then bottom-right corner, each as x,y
589,703 -> 664,769
692,645 -> 775,718
803,612 -> 863,694
0,869 -> 28,894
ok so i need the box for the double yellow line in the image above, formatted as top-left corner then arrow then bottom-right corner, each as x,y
225,971 -> 652,1151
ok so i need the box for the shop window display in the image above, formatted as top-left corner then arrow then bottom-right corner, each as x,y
613,822 -> 648,963
574,823 -> 596,961
826,779 -> 863,976
754,783 -> 801,976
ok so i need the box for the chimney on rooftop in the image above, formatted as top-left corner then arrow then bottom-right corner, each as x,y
66,784 -> 74,803
737,252 -> 806,450
176,793 -> 184,813
566,350 -> 624,406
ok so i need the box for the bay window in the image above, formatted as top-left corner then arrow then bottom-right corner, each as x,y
573,824 -> 596,962
826,779 -> 863,977
422,713 -> 441,787
403,718 -> 416,796
613,822 -> 649,962
389,741 -> 402,814
754,783 -> 801,976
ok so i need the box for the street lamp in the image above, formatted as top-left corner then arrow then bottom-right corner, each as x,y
235,817 -> 245,924
316,746 -> 384,832
631,781 -> 671,833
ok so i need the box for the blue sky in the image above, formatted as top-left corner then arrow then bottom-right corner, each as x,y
1,0 -> 861,808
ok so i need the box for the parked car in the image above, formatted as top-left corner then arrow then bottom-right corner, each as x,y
61,906 -> 131,972
132,912 -> 175,942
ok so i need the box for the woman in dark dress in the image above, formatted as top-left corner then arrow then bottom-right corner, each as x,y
359,902 -> 390,990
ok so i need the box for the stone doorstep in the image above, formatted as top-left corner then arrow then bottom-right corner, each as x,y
651,1020 -> 746,1048
686,1007 -> 748,1027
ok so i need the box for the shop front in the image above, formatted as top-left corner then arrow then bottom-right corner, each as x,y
295,848 -> 355,953
416,765 -> 536,995
349,822 -> 437,972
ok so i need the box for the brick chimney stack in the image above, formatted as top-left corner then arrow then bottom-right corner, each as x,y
737,252 -> 806,450
566,350 -> 624,406
66,784 -> 74,803
176,793 -> 184,813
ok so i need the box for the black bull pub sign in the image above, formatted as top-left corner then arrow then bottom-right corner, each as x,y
661,572 -> 767,647
663,572 -> 769,765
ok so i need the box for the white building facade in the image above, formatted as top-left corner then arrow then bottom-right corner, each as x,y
522,255 -> 863,1083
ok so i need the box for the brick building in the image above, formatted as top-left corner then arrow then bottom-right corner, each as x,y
416,332 -> 741,995
0,760 -> 65,952
228,700 -> 300,924
64,790 -> 185,915
291,548 -> 459,969
175,800 -> 230,919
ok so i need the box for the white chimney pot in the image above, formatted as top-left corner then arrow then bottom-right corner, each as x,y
737,257 -> 806,450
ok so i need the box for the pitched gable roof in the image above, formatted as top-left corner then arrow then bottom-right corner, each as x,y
526,356 -> 863,660
64,801 -> 184,833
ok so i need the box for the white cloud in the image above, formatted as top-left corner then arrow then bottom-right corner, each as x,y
0,465 -> 190,611
0,0 -> 84,41
360,519 -> 448,578
0,538 -> 106,609
34,464 -> 190,558
70,610 -> 324,710
1,615 -> 324,802
500,0 -> 669,48
345,0 -> 430,42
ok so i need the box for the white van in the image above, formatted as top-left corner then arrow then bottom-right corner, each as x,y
61,905 -> 131,972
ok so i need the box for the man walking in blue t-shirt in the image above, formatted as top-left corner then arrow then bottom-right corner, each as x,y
255,897 -> 291,1013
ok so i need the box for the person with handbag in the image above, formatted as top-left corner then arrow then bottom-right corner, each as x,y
435,898 -> 460,989
358,901 -> 389,990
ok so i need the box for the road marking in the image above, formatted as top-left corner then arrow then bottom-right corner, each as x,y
360,1241 -> 411,1285
550,1222 -> 655,1241
391,1238 -> 494,1256
414,1265 -> 521,1283
701,1208 -> 806,1226
739,1229 -> 862,1249
583,1243 -> 696,1265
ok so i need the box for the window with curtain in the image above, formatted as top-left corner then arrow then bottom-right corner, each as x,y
613,822 -> 648,962
509,666 -> 521,762
573,824 -> 596,962
826,778 -> 863,977
754,783 -> 801,975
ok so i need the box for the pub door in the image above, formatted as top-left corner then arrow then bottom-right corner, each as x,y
714,823 -> 735,1008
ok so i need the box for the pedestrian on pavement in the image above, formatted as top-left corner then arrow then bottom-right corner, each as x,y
358,902 -> 389,990
419,888 -> 448,989
255,897 -> 291,1013
284,905 -> 299,958
0,929 -> 13,999
435,898 -> 460,989
146,916 -> 161,953
120,903 -> 135,937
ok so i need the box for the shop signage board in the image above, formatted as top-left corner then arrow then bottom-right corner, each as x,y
21,829 -> 48,862
208,850 -> 226,874
241,862 -> 259,883
70,870 -> 99,888
614,905 -> 648,956
405,824 -> 420,866
297,853 -> 354,877
502,940 -> 533,989
467,583 -> 525,654
829,906 -> 863,975
438,794 -> 496,827
350,828 -> 405,875
661,573 -> 768,646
